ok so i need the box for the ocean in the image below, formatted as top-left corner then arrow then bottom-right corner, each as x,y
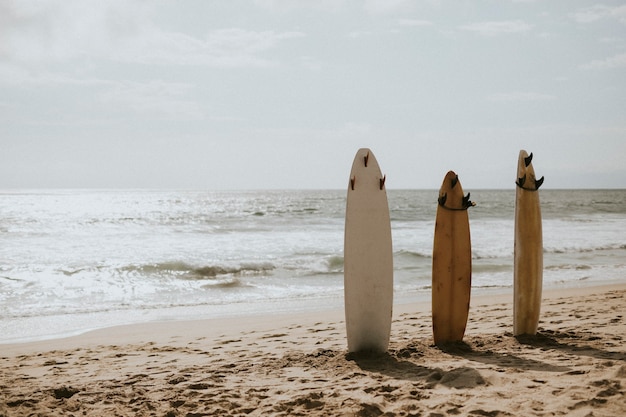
1,189 -> 625,343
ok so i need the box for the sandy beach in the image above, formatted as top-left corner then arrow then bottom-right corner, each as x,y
1,284 -> 625,416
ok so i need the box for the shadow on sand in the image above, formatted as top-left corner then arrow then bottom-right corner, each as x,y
515,329 -> 626,362
436,339 -> 572,373
346,349 -> 487,389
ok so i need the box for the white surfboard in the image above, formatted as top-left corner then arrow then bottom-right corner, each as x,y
344,148 -> 393,353
514,150 -> 544,336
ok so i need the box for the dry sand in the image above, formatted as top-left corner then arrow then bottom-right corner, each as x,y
1,284 -> 625,416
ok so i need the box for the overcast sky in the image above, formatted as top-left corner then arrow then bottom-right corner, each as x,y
1,0 -> 625,189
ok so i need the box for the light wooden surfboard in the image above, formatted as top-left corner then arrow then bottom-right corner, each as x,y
432,171 -> 474,345
344,148 -> 393,353
514,150 -> 544,336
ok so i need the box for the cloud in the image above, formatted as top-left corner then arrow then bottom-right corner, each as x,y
253,0 -> 350,13
397,19 -> 434,27
487,92 -> 556,102
1,0 -> 304,69
120,28 -> 305,68
364,0 -> 415,15
570,5 -> 626,24
342,122 -> 373,135
580,52 -> 626,70
1,0 -> 149,62
97,80 -> 204,121
459,20 -> 533,36
299,55 -> 325,71
347,30 -> 373,39
0,59 -> 203,121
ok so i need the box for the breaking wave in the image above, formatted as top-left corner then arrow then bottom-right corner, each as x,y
121,261 -> 275,280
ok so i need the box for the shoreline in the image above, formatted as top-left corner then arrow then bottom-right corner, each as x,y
2,283 -> 625,416
1,280 -> 623,347
3,282 -> 624,353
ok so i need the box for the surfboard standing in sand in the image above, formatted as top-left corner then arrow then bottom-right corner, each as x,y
344,148 -> 393,353
514,150 -> 544,336
432,171 -> 474,345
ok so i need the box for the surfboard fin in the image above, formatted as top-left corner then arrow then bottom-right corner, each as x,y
524,152 -> 533,167
379,175 -> 386,190
451,175 -> 459,188
463,193 -> 476,209
350,176 -> 356,190
364,152 -> 369,167
439,192 -> 474,210
516,174 -> 544,191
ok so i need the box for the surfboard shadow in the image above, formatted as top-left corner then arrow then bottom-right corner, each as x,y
345,351 -> 433,380
437,340 -> 572,373
345,351 -> 486,388
515,330 -> 626,363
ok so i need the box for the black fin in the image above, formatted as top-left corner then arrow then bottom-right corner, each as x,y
438,193 -> 447,206
524,152 -> 533,167
350,176 -> 355,190
517,174 -> 526,188
379,175 -> 386,190
364,152 -> 369,167
535,176 -> 544,190
451,175 -> 459,188
463,193 -> 475,209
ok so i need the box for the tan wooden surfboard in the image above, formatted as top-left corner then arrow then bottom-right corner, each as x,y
432,171 -> 474,345
514,150 -> 544,336
344,148 -> 393,353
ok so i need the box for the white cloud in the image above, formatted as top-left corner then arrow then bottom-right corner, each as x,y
397,18 -> 434,27
253,0 -> 348,13
1,0 -> 149,62
0,62 -> 111,87
348,30 -> 373,39
1,0 -> 304,69
342,122 -> 373,135
571,5 -> 626,24
599,36 -> 622,43
460,20 -> 533,36
98,80 -> 204,121
580,52 -> 626,70
0,65 -> 203,122
487,92 -> 556,102
571,5 -> 607,23
120,28 -> 305,68
299,55 -> 326,71
364,0 -> 415,15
